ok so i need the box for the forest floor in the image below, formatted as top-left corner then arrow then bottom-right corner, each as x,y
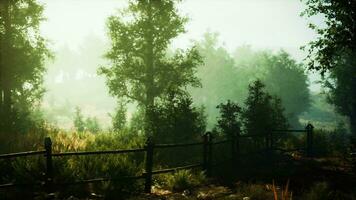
128,155 -> 356,200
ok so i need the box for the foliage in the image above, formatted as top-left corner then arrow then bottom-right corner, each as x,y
99,0 -> 203,134
242,80 -> 288,135
73,107 -> 102,133
162,170 -> 206,192
300,93 -> 349,131
309,127 -> 350,156
73,107 -> 85,132
0,131 -> 146,199
215,100 -> 242,139
191,33 -> 310,129
148,92 -> 206,143
302,0 -> 356,136
85,116 -> 101,133
262,51 -> 310,128
191,32 -> 241,128
0,0 -> 52,133
110,101 -> 127,132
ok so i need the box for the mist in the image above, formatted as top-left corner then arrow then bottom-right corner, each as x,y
39,0 -> 325,130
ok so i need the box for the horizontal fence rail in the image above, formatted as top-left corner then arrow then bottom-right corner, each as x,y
0,124 -> 318,194
56,175 -> 146,186
154,142 -> 204,148
151,163 -> 203,175
272,129 -> 307,133
0,182 -> 42,189
0,150 -> 45,159
212,140 -> 230,145
52,148 -> 145,157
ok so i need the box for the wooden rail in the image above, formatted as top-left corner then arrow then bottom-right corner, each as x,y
52,148 -> 145,157
0,124 -> 316,194
154,142 -> 203,148
0,150 -> 45,159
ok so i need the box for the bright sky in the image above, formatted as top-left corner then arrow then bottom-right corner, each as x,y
38,0 -> 323,90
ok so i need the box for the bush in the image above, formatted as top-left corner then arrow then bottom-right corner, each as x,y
158,170 -> 207,192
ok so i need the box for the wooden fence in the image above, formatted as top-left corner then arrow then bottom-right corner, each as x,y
0,123 -> 315,194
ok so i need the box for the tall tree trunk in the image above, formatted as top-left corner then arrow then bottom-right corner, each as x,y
1,0 -> 12,132
144,0 -> 155,136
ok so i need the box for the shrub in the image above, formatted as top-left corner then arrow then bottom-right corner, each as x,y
160,170 -> 207,192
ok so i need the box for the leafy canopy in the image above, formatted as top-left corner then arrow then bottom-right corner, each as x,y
99,0 -> 202,107
302,0 -> 356,135
0,0 -> 51,132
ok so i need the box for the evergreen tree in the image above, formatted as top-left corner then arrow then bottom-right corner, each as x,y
110,102 -> 127,132
148,91 -> 206,143
216,100 -> 242,139
74,107 -> 85,133
0,0 -> 51,132
242,80 -> 288,147
85,117 -> 101,134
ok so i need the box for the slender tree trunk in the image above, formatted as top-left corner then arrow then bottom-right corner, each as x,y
144,0 -> 155,136
1,0 -> 12,132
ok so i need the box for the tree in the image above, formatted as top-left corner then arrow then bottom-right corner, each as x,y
191,32 -> 242,129
191,34 -> 310,129
262,51 -> 310,128
148,91 -> 206,143
302,0 -> 356,136
99,0 -> 203,135
234,48 -> 310,128
0,0 -> 51,132
215,100 -> 242,139
110,101 -> 127,132
85,117 -> 101,134
74,107 -> 85,133
242,80 -> 288,147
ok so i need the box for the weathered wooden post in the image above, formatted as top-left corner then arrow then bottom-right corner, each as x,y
207,132 -> 213,177
202,133 -> 209,173
306,123 -> 314,157
144,137 -> 154,193
231,134 -> 237,164
235,130 -> 240,164
269,130 -> 274,150
44,137 -> 53,194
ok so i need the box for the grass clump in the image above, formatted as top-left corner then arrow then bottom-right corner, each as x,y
159,170 -> 207,192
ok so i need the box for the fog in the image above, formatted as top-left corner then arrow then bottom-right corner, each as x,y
37,0 -> 324,129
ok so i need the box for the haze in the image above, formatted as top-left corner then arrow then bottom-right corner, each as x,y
38,0 -> 324,129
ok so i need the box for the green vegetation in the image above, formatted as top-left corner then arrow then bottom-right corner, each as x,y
0,0 -> 51,133
191,33 -> 310,129
0,0 -> 355,199
99,0 -> 203,135
302,0 -> 356,138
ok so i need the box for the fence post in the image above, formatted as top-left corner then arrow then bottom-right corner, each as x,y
44,137 -> 53,194
270,130 -> 274,150
144,137 -> 154,193
231,135 -> 236,164
306,123 -> 314,157
207,132 -> 213,177
235,130 -> 240,163
202,133 -> 208,173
